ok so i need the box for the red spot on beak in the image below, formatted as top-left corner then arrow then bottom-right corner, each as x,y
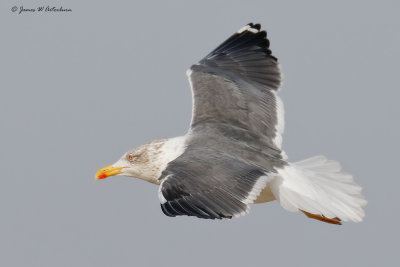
97,173 -> 108,179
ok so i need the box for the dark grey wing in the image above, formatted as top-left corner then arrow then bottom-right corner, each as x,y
187,23 -> 285,158
158,147 -> 273,219
157,23 -> 287,220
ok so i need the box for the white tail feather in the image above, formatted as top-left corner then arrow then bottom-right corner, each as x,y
270,156 -> 367,222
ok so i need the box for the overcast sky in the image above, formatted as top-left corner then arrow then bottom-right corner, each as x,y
0,1 -> 399,266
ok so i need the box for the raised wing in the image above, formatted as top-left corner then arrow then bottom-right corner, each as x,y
187,23 -> 285,157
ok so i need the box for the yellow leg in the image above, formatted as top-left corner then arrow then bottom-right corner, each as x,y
301,210 -> 342,225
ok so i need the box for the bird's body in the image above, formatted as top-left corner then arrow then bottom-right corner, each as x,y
96,23 -> 366,224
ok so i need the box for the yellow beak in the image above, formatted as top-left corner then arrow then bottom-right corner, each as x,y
95,165 -> 128,180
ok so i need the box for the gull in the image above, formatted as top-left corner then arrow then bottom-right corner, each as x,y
95,23 -> 366,224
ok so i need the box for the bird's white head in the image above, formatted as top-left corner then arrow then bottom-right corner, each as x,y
95,137 -> 186,184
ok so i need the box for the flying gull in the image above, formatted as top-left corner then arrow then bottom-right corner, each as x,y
96,23 -> 366,224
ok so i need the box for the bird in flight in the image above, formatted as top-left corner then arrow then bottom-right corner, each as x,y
96,23 -> 366,225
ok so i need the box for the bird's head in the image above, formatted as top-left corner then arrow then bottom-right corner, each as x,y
95,137 -> 185,184
95,139 -> 167,184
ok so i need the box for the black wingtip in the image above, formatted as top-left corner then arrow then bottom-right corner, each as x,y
236,23 -> 277,62
197,22 -> 280,89
242,22 -> 262,32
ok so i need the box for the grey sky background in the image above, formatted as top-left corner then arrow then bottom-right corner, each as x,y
0,0 -> 398,266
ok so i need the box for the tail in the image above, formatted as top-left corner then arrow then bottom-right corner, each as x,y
270,156 -> 367,223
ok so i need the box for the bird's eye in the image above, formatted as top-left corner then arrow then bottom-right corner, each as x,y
128,154 -> 135,162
